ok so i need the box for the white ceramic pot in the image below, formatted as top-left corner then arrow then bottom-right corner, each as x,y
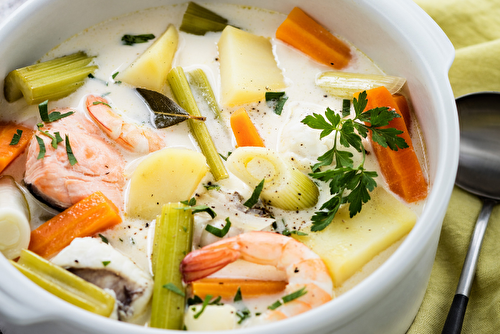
0,0 -> 458,333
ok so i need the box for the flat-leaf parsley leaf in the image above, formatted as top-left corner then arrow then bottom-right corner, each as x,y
301,91 -> 408,231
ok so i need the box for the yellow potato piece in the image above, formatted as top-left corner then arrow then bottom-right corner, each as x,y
118,24 -> 178,93
218,26 -> 286,106
127,148 -> 208,220
293,187 -> 416,287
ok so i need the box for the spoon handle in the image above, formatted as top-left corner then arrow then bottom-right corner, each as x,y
441,198 -> 496,334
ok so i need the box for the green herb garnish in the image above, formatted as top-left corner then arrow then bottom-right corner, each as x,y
102,261 -> 111,267
219,151 -> 232,161
98,234 -> 109,244
265,91 -> 289,115
92,101 -> 112,109
233,286 -> 242,302
342,99 -> 351,117
194,294 -> 213,319
243,179 -> 265,208
187,295 -> 203,306
236,308 -> 251,324
121,34 -> 155,46
163,282 -> 186,297
205,218 -> 231,238
38,100 -> 74,123
9,129 -> 23,145
203,183 -> 221,191
112,72 -> 119,79
35,135 -> 46,160
268,286 -> 308,311
301,91 -> 408,231
179,197 -> 217,218
65,135 -> 78,166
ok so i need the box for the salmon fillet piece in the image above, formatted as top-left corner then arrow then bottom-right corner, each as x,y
24,109 -> 125,210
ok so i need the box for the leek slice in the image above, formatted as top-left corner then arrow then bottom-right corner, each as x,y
167,66 -> 228,181
227,147 -> 319,210
0,176 -> 30,260
4,51 -> 97,105
10,249 -> 115,317
316,71 -> 406,99
180,2 -> 228,35
150,203 -> 193,329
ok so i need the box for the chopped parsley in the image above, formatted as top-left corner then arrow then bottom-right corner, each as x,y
180,197 -> 217,218
205,218 -> 231,238
301,91 -> 408,231
38,100 -> 74,123
65,135 -> 78,166
121,33 -> 156,46
92,101 -> 112,108
163,283 -> 185,297
267,286 -> 308,310
203,183 -> 221,191
243,179 -> 265,208
219,151 -> 232,161
102,261 -> 111,267
9,129 -> 23,145
236,308 -> 251,324
112,72 -> 119,79
98,234 -> 109,244
193,295 -> 213,319
265,91 -> 288,115
233,286 -> 242,302
35,135 -> 46,160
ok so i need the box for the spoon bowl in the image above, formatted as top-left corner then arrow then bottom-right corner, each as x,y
442,92 -> 500,334
455,92 -> 500,199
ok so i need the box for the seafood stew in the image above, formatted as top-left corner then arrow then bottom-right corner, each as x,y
0,2 -> 429,331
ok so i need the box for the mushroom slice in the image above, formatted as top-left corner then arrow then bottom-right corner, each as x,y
51,237 -> 153,322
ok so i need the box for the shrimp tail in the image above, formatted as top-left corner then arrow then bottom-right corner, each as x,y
181,247 -> 240,283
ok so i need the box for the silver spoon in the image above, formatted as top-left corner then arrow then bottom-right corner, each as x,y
442,92 -> 500,334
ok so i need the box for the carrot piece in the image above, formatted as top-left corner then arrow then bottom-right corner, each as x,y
230,107 -> 265,147
191,278 -> 286,300
357,87 -> 428,202
0,122 -> 34,173
276,7 -> 352,69
29,191 -> 122,258
392,94 -> 412,130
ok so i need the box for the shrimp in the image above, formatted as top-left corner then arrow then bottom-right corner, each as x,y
86,95 -> 165,154
181,231 -> 333,322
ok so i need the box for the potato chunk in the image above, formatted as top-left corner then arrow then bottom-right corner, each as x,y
293,187 -> 416,287
218,26 -> 285,106
118,24 -> 178,93
127,148 -> 208,220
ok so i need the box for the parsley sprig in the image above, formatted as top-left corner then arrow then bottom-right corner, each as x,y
301,91 -> 408,231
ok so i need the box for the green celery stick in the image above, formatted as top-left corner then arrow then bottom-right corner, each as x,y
150,203 -> 193,329
11,249 -> 115,317
187,68 -> 224,122
180,2 -> 228,35
4,51 -> 97,105
167,66 -> 229,181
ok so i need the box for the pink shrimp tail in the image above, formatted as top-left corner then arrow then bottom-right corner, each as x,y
181,246 -> 240,283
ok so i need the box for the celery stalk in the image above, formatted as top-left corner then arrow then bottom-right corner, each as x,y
168,66 -> 229,181
187,68 -> 223,122
150,203 -> 193,330
4,51 -> 97,105
10,249 -> 115,317
180,2 -> 228,36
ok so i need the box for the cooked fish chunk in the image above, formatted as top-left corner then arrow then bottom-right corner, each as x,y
51,237 -> 153,322
24,109 -> 125,210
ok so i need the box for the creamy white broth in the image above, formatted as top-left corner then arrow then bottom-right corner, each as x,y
0,2 -> 428,328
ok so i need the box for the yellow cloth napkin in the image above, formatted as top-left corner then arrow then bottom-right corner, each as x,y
409,1 -> 500,333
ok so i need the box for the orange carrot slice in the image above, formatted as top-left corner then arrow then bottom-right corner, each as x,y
392,94 -> 412,130
29,191 -> 122,258
230,107 -> 265,147
358,87 -> 428,202
0,122 -> 34,173
192,278 -> 286,300
276,7 -> 352,69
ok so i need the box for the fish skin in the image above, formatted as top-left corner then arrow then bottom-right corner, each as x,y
24,109 -> 125,210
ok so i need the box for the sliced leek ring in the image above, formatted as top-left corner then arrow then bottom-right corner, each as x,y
316,71 -> 406,99
0,175 -> 30,260
227,147 -> 319,211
